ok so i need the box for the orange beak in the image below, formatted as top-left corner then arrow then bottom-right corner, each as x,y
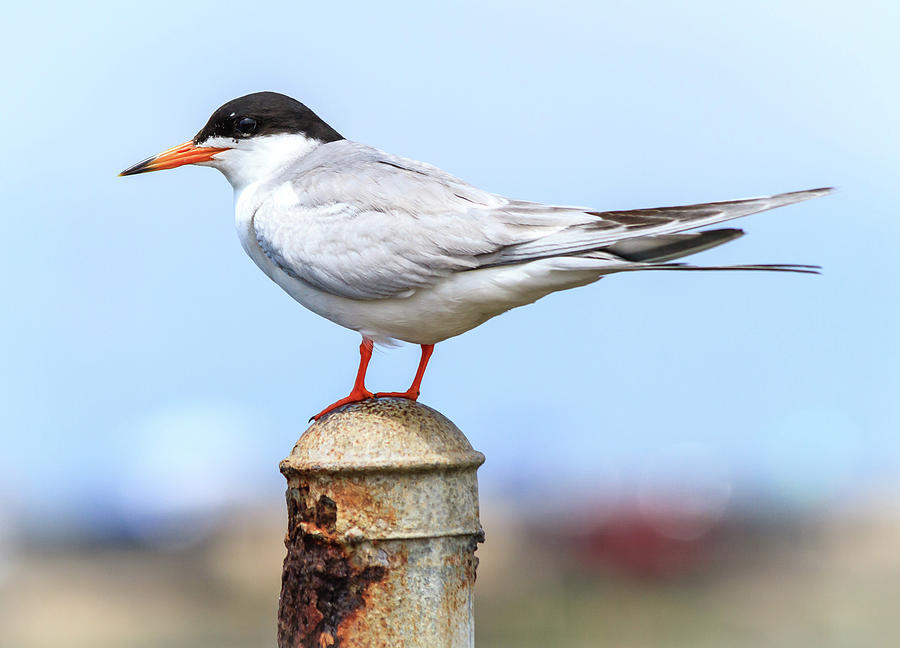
119,141 -> 230,176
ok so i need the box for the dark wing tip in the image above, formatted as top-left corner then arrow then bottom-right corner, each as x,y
787,186 -> 834,198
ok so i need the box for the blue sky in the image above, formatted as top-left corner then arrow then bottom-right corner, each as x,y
2,2 -> 898,529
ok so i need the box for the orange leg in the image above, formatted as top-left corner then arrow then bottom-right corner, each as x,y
311,339 -> 375,421
375,344 -> 435,401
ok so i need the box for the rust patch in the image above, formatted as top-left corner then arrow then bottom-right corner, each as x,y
329,477 -> 399,529
466,533 -> 482,584
315,493 -> 338,532
278,485 -> 387,648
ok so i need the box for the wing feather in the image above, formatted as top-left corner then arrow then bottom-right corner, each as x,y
251,140 -> 829,300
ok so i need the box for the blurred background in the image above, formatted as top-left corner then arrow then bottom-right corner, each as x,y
2,1 -> 898,646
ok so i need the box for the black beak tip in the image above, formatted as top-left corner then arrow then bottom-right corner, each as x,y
118,156 -> 155,177
118,164 -> 144,177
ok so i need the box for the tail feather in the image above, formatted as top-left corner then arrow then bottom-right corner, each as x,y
604,228 -> 745,263
597,226 -> 821,274
614,262 -> 821,275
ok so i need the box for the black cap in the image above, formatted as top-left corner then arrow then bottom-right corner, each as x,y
193,92 -> 343,145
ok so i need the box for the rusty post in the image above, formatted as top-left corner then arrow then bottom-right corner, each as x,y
277,398 -> 485,648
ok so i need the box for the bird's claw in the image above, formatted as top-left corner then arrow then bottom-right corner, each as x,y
374,391 -> 420,400
310,390 -> 375,422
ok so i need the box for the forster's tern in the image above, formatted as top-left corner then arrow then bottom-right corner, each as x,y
121,92 -> 829,419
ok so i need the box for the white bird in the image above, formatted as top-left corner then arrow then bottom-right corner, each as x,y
121,92 -> 829,419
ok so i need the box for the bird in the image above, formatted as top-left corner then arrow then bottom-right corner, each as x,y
120,91 -> 829,420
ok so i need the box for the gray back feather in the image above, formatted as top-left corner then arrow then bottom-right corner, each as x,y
251,140 -> 829,300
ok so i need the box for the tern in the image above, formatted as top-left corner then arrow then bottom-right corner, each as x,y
121,92 -> 829,420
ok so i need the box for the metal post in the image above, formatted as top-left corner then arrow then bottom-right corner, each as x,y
277,397 -> 485,648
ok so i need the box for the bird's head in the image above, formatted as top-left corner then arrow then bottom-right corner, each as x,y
119,91 -> 343,190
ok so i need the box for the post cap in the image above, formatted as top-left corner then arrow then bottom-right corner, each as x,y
281,398 -> 485,475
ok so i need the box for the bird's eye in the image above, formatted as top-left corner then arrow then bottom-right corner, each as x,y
235,117 -> 257,136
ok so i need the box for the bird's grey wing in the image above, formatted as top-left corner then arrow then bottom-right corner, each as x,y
253,141 -> 830,299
